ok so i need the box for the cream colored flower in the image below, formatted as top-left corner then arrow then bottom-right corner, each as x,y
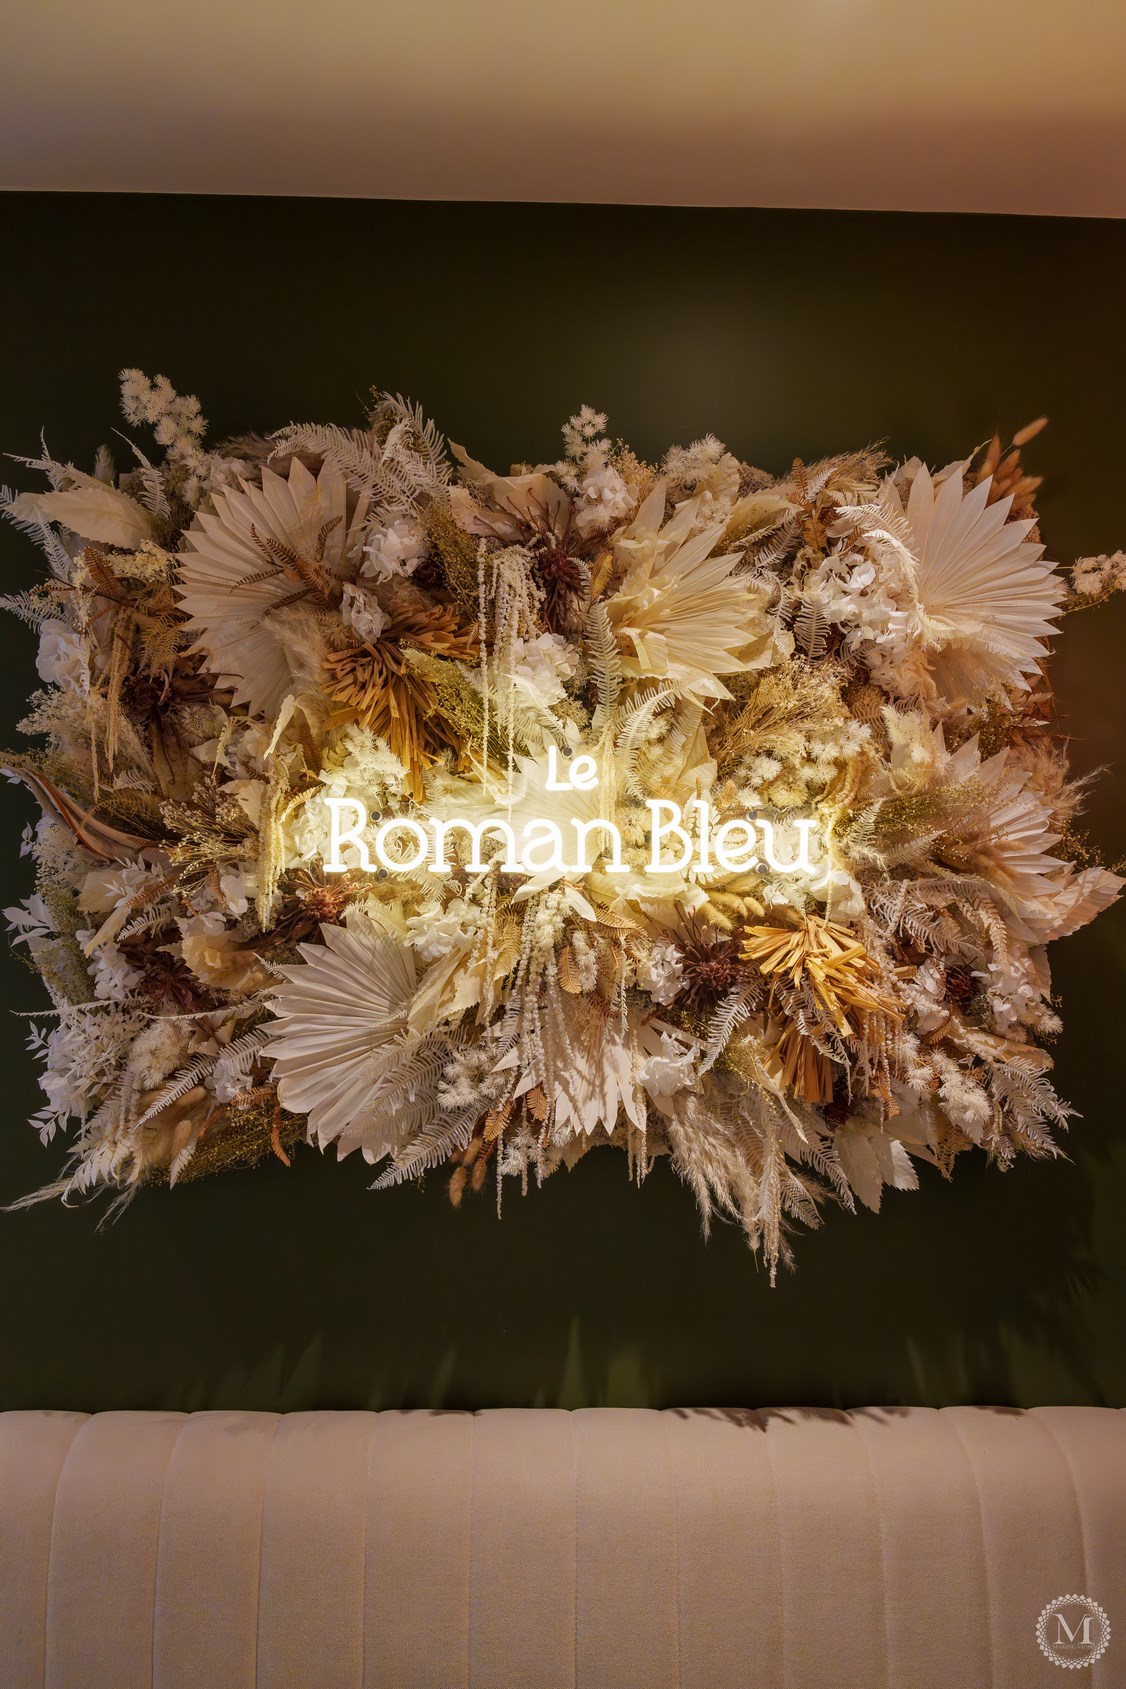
573,466 -> 637,537
604,482 -> 787,699
265,910 -> 438,1161
932,734 -> 1121,943
884,465 -> 1063,704
178,458 -> 370,718
178,913 -> 268,996
360,516 -> 426,582
36,620 -> 87,694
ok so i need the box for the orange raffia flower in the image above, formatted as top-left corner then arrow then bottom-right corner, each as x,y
741,914 -> 900,1106
322,602 -> 478,801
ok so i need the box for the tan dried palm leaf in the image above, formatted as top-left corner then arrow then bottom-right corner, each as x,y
177,458 -> 370,717
1,758 -> 150,861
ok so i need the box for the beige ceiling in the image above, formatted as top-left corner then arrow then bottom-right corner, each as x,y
3,0 -> 1126,215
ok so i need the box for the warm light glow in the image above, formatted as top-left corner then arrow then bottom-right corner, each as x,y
323,754 -> 823,879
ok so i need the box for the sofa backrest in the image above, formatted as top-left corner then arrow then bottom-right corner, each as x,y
1,1405 -> 1122,1686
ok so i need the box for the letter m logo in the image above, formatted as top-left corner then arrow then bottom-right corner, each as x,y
1056,1612 -> 1093,1646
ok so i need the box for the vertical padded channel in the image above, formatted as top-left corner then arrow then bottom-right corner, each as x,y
363,1411 -> 474,1689
255,1410 -> 376,1689
44,1410 -> 187,1689
851,1407 -> 991,1689
664,1409 -> 784,1689
762,1409 -> 887,1689
572,1408 -> 680,1689
0,1410 -> 88,1689
151,1410 -> 280,1689
467,1408 -> 576,1689
943,1406 -> 1090,1689
1029,1408 -> 1126,1689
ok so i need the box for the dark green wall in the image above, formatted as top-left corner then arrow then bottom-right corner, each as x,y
1,193 -> 1124,1412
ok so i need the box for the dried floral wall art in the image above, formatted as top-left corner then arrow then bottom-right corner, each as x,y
2,374 -> 1123,1277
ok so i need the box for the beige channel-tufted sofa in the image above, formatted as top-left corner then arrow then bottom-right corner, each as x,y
0,1406 -> 1124,1687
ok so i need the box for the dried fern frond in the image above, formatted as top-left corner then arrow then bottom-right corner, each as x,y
584,601 -> 623,731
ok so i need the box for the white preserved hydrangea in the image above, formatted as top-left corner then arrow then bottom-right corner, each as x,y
806,862 -> 866,922
340,582 -> 389,644
35,619 -> 87,693
573,467 -> 637,537
361,517 -> 426,582
406,897 -> 480,964
799,547 -> 916,683
218,868 -> 253,917
637,1031 -> 696,1101
636,937 -> 685,1005
76,933 -> 143,1002
499,632 -> 578,709
982,950 -> 1059,1035
902,956 -> 950,1034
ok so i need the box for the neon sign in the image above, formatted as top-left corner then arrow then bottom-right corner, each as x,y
324,746 -> 822,879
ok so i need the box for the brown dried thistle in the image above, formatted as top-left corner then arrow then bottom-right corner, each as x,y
118,937 -> 213,1013
675,923 -> 745,1012
117,657 -> 228,796
944,964 -> 978,1009
266,867 -> 361,946
533,533 -> 586,633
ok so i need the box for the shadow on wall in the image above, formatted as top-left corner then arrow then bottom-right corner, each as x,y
0,894 -> 1120,1413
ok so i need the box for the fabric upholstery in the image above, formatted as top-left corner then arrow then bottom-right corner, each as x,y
0,1406 -> 1122,1687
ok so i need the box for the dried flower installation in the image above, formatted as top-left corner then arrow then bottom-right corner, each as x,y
2,378 -> 1123,1277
